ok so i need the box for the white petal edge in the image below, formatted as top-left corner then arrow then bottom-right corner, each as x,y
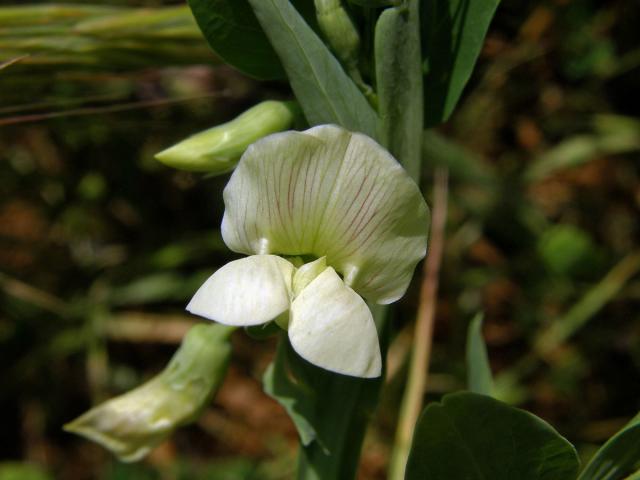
288,266 -> 381,378
187,254 -> 294,326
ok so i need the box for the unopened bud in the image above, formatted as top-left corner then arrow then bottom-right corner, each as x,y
315,0 -> 361,69
155,100 -> 299,173
64,323 -> 234,462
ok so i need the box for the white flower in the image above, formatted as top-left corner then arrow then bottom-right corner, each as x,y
187,125 -> 429,378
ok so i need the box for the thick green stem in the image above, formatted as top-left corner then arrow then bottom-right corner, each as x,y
294,305 -> 390,480
295,377 -> 377,480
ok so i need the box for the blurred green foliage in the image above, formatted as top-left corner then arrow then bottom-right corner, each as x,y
0,463 -> 52,480
1,0 -> 639,479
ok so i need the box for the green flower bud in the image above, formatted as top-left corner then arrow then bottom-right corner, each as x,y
314,0 -> 361,69
64,323 -> 233,462
155,100 -> 299,174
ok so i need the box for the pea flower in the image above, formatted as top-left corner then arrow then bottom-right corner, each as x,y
187,125 -> 429,378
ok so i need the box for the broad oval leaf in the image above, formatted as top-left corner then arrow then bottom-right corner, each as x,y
578,412 -> 640,480
421,0 -> 500,127
405,392 -> 580,480
187,0 -> 285,79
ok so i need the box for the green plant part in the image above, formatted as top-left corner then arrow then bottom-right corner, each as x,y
187,125 -> 429,378
155,100 -> 300,173
314,0 -> 376,103
405,392 -> 580,480
64,323 -> 233,462
314,0 -> 359,70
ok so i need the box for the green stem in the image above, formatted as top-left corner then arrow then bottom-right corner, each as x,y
295,306 -> 390,480
295,382 -> 374,480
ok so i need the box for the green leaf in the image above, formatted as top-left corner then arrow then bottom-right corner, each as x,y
405,392 -> 580,480
263,334 -> 383,479
524,115 -> 640,182
186,0 -> 285,79
109,272 -> 200,306
466,314 -> 493,396
247,0 -> 378,138
0,463 -> 52,480
110,272 -> 208,306
262,335 -> 321,447
374,0 -> 423,179
623,470 -> 640,480
578,412 -> 640,480
421,0 -> 500,127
